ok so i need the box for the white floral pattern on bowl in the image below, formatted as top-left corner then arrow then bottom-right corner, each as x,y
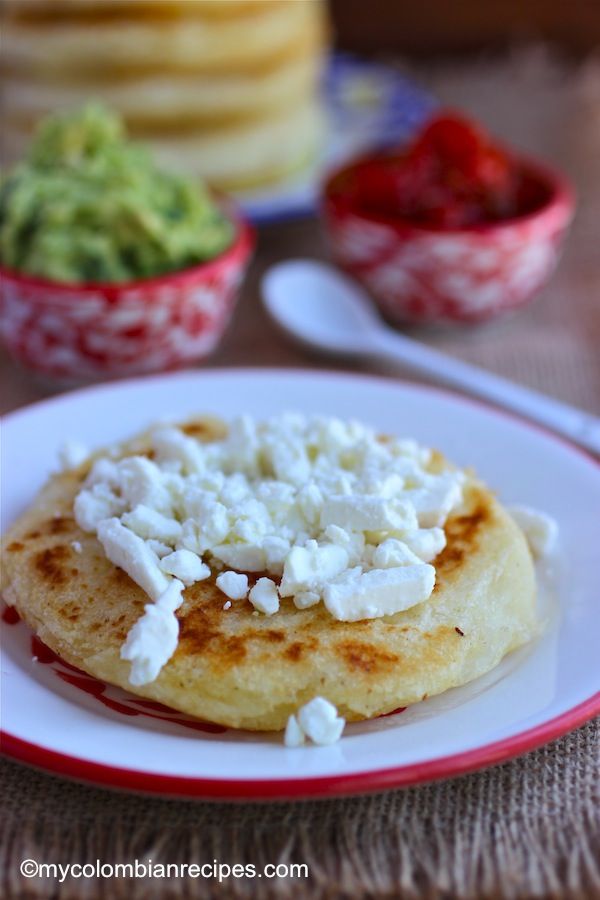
0,212 -> 254,382
321,156 -> 574,324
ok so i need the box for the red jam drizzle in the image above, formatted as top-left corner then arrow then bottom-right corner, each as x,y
30,634 -> 62,664
55,670 -> 140,717
2,605 -> 21,625
29,634 -> 226,733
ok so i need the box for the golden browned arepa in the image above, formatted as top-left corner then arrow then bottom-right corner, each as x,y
2,101 -> 324,192
2,1 -> 323,75
3,1 -> 284,23
1,0 -> 328,188
1,418 -> 537,732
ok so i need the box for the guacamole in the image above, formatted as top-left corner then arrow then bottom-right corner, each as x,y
0,104 -> 234,283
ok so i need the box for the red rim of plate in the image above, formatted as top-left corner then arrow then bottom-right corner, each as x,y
2,694 -> 599,801
1,368 -> 599,801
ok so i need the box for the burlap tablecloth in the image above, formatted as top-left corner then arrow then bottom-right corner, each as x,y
1,47 -> 599,899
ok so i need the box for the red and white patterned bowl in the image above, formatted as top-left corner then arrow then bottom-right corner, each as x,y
320,153 -> 575,324
0,207 -> 254,383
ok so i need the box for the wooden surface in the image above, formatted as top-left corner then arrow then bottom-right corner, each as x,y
330,0 -> 600,56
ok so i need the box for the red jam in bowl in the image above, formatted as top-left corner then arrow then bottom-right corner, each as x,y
334,112 -> 554,229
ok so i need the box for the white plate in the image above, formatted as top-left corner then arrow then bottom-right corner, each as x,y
1,370 -> 599,800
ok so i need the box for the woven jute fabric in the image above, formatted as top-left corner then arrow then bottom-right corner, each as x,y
1,47 -> 599,900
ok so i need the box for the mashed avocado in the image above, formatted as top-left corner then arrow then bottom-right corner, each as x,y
0,104 -> 234,283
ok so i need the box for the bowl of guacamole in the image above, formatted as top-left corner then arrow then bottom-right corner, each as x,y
0,104 -> 254,381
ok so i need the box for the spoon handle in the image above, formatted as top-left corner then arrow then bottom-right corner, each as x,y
373,328 -> 600,456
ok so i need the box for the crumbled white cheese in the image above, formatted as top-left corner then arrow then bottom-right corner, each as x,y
71,540 -> 82,554
120,579 -> 184,685
324,524 -> 365,566
118,456 -> 173,514
96,517 -> 169,601
280,540 -> 349,598
297,483 -> 324,526
249,577 -> 280,615
216,571 -> 249,600
508,505 -> 558,558
320,495 -> 418,533
407,472 -> 464,528
223,600 -> 232,611
292,697 -> 346,745
152,426 -> 206,474
284,714 -> 305,747
59,439 -> 89,471
402,527 -> 446,562
122,505 -> 183,543
262,535 -> 292,574
146,539 -> 172,558
86,457 -> 121,489
371,538 -> 422,568
212,543 -> 267,572
293,590 -> 321,610
74,413 -> 467,686
323,564 -> 435,622
179,500 -> 229,553
159,549 -> 210,585
74,483 -> 125,531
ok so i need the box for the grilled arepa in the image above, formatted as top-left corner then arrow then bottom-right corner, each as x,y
1,417 -> 537,731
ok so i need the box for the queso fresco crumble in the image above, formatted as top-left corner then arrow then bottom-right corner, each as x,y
73,413 -> 466,688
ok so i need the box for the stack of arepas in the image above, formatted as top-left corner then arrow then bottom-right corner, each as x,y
1,0 -> 329,190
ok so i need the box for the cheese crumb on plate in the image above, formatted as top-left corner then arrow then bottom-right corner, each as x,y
284,697 -> 346,747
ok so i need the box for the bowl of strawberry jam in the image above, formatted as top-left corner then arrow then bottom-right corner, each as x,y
321,112 -> 575,324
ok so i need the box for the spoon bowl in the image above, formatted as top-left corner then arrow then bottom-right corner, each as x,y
262,260 -> 380,355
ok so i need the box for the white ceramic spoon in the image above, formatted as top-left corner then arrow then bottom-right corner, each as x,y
262,259 -> 600,456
